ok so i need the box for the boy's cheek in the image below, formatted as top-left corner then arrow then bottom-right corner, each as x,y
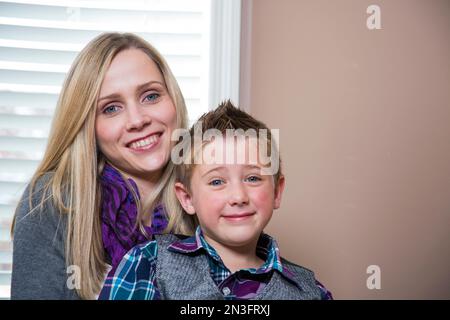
193,189 -> 224,211
251,187 -> 274,205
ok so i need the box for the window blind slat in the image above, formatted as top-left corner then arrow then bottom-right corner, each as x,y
1,0 -> 206,12
0,92 -> 57,110
0,16 -> 204,35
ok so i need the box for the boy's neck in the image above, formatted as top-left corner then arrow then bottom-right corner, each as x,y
203,234 -> 265,273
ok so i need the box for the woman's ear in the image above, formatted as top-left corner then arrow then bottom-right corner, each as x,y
174,182 -> 196,215
273,175 -> 285,209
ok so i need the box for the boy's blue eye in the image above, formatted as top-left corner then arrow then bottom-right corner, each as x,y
246,175 -> 261,183
143,93 -> 159,102
103,105 -> 120,114
209,179 -> 224,186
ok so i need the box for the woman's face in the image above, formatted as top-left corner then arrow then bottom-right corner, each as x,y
95,48 -> 177,183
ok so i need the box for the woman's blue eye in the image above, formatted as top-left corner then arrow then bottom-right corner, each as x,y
103,105 -> 120,114
209,179 -> 224,186
144,93 -> 159,102
246,176 -> 261,183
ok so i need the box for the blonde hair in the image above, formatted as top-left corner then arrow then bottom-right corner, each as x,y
11,33 -> 189,299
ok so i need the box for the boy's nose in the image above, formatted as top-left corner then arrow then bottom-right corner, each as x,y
228,184 -> 249,206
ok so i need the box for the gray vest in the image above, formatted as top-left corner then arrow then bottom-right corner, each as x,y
155,234 -> 322,300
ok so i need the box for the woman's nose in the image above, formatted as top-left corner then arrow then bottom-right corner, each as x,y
125,104 -> 151,131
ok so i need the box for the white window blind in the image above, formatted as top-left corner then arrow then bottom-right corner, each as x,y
0,0 -> 241,299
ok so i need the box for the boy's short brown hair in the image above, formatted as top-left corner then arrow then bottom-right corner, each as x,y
175,100 -> 282,191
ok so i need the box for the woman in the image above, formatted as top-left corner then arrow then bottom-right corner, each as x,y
10,33 -> 194,299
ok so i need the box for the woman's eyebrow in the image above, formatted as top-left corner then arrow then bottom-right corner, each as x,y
136,80 -> 164,92
98,81 -> 165,102
98,93 -> 121,103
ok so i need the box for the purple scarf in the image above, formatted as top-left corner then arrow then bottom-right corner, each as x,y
100,164 -> 168,273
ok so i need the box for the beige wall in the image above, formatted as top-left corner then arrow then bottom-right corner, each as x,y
241,0 -> 450,299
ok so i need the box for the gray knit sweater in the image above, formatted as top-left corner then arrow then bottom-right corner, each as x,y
155,234 -> 323,300
11,173 -> 80,300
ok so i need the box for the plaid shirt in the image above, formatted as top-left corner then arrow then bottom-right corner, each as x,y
99,227 -> 333,300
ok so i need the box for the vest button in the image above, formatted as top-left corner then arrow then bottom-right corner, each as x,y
222,287 -> 231,295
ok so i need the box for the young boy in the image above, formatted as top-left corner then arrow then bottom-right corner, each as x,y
100,101 -> 332,300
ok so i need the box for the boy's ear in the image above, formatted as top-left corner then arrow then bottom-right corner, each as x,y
174,182 -> 196,215
273,175 -> 285,209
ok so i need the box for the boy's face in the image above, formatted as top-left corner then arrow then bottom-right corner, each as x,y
175,136 -> 285,249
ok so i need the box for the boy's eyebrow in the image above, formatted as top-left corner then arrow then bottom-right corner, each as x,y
245,164 -> 263,170
201,166 -> 226,177
97,80 -> 164,103
201,164 -> 263,178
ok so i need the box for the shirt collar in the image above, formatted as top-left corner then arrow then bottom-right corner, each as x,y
168,226 -> 220,259
168,226 -> 302,288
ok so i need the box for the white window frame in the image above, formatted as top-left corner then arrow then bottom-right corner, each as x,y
208,0 -> 241,109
